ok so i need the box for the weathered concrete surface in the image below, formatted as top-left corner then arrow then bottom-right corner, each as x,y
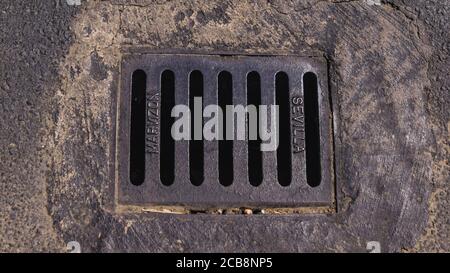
0,0 -> 448,252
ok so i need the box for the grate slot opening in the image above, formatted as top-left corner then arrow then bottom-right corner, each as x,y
304,72 -> 322,187
160,70 -> 175,186
275,71 -> 292,186
247,71 -> 263,187
129,69 -> 146,186
218,71 -> 234,186
189,70 -> 205,186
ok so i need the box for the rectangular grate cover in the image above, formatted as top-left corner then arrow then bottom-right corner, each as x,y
117,53 -> 334,207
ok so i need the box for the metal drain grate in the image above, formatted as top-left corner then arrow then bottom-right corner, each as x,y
117,53 -> 334,207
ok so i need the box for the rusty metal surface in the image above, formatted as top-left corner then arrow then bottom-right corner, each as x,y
118,54 -> 333,207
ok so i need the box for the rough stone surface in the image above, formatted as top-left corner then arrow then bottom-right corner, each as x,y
0,0 -> 448,252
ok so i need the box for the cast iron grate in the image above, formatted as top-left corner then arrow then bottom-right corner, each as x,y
117,54 -> 333,207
